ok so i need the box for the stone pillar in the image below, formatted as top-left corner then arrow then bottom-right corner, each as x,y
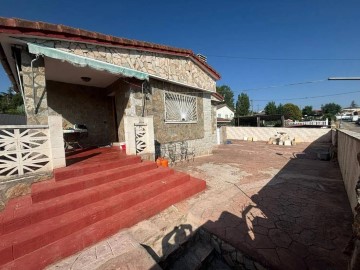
21,50 -> 48,125
48,115 -> 66,169
202,93 -> 216,155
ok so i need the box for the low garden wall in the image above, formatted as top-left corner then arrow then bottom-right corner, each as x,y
337,129 -> 360,212
225,126 -> 331,142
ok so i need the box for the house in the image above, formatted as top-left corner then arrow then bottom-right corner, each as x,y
216,103 -> 234,126
0,17 -> 221,165
0,18 -> 221,269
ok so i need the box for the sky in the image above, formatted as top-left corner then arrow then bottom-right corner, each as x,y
0,0 -> 360,111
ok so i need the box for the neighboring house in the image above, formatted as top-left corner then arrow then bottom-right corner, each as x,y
216,104 -> 234,126
336,107 -> 360,121
0,17 -> 221,161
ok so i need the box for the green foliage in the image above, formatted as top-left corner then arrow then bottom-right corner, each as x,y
216,85 -> 234,110
283,103 -> 302,121
235,92 -> 250,116
350,100 -> 358,108
321,103 -> 341,119
0,87 -> 24,115
276,103 -> 284,115
302,105 -> 313,116
264,101 -> 277,115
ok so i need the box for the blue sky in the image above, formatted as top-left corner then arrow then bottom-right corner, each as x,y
1,0 -> 360,110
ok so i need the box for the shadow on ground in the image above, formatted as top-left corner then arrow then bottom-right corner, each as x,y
150,135 -> 353,270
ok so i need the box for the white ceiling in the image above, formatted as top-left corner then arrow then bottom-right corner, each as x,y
44,57 -> 121,88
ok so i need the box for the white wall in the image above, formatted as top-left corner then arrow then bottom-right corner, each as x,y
337,129 -> 360,214
225,127 -> 331,142
217,106 -> 234,119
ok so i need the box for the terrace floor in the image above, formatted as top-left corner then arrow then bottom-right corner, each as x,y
48,141 -> 353,270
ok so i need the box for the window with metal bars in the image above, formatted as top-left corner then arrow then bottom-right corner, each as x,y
164,92 -> 197,123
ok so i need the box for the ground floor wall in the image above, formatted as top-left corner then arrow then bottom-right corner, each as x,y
47,80 -> 116,146
109,78 -> 216,157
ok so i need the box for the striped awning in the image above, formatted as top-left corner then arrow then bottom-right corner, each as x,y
27,42 -> 149,81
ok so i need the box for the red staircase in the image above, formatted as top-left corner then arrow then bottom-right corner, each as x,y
0,148 -> 206,269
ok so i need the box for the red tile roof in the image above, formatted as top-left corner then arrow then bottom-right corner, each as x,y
0,17 -> 220,80
212,92 -> 224,102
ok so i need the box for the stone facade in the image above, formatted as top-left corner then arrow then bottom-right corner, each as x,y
47,81 -> 116,146
21,51 -> 48,125
18,38 -> 218,156
107,78 -> 216,157
24,38 -> 217,92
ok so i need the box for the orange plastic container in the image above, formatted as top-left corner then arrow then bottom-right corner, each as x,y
161,158 -> 169,167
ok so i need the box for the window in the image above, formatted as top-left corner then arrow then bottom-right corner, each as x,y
225,114 -> 228,119
218,113 -> 221,118
165,92 -> 197,123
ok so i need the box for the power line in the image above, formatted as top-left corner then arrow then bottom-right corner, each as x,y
207,55 -> 360,61
253,90 -> 360,102
241,79 -> 326,92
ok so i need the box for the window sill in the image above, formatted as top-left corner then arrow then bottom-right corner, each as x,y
165,121 -> 198,124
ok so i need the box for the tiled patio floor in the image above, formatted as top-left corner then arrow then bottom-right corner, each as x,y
48,141 -> 353,270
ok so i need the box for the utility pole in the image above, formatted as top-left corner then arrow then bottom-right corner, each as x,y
250,99 -> 253,115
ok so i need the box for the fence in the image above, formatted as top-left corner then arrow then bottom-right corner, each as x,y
0,125 -> 52,180
286,119 -> 328,127
0,115 -> 66,182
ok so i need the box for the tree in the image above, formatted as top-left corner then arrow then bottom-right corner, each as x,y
235,93 -> 250,116
0,87 -> 24,115
321,103 -> 341,119
264,101 -> 277,115
302,105 -> 313,116
350,100 -> 358,108
277,103 -> 284,115
283,103 -> 302,121
216,85 -> 234,110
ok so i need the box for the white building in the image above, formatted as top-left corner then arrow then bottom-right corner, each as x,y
216,104 -> 234,126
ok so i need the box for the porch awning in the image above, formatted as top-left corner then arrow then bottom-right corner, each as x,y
27,42 -> 149,81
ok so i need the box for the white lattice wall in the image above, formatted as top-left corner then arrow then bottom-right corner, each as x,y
0,125 -> 52,180
0,115 -> 66,182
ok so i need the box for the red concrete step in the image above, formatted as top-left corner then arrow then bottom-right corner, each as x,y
1,177 -> 206,270
32,161 -> 156,203
1,167 -> 174,236
55,155 -> 141,181
0,172 -> 192,266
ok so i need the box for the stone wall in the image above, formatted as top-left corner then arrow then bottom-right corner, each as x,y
151,79 -> 204,143
225,127 -> 331,142
25,38 -> 217,92
47,80 -> 116,146
21,51 -> 48,125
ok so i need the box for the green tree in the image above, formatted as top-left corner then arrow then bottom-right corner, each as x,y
235,93 -> 250,116
216,85 -> 234,110
321,103 -> 341,119
283,103 -> 302,121
302,105 -> 313,116
277,103 -> 284,115
350,100 -> 358,108
264,101 -> 277,115
0,87 -> 24,115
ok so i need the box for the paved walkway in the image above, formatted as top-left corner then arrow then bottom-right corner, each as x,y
48,141 -> 353,270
